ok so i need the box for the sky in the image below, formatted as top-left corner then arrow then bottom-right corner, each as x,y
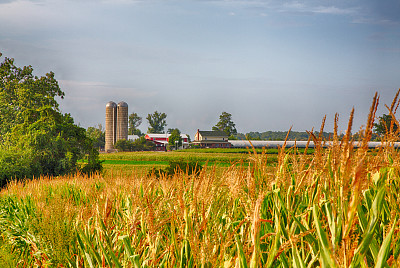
1,0 -> 399,136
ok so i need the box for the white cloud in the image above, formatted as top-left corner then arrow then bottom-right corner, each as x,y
313,6 -> 355,15
283,1 -> 305,10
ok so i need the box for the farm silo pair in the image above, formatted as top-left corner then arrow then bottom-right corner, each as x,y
105,101 -> 128,152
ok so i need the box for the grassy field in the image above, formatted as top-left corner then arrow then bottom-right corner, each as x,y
1,95 -> 400,266
99,149 -> 280,177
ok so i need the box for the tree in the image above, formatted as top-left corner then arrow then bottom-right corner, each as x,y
114,139 -> 133,152
128,112 -> 142,135
0,55 -> 101,184
114,136 -> 155,151
86,124 -> 105,149
373,114 -> 398,137
0,57 -> 64,138
168,128 -> 182,149
212,111 -> 237,136
147,111 -> 167,133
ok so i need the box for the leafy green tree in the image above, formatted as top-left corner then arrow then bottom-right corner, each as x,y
128,112 -> 142,135
114,139 -> 133,152
373,114 -> 398,137
114,137 -> 156,152
168,128 -> 182,149
0,55 -> 101,184
86,124 -> 105,149
147,111 -> 167,133
0,57 -> 64,138
228,135 -> 237,140
133,129 -> 143,136
213,111 -> 237,136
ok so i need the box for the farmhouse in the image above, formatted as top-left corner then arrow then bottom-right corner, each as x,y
192,129 -> 231,148
145,133 -> 189,151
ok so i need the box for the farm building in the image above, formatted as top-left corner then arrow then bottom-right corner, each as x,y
192,130 -> 231,148
228,140 -> 400,149
145,133 -> 189,151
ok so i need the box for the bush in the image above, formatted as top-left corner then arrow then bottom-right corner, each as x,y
114,137 -> 156,152
148,160 -> 203,178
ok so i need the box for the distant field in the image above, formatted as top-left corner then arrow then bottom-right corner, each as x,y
99,149 -> 282,176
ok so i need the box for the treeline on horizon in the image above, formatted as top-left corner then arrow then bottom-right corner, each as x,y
234,131 -> 341,141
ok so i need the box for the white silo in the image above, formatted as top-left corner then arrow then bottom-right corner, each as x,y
105,101 -> 117,152
117,101 -> 128,141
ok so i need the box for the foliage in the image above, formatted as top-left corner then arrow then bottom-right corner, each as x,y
0,57 -> 64,138
86,124 -> 105,149
168,128 -> 182,148
114,137 -> 156,152
245,130 -> 338,141
148,160 -> 203,178
374,114 -> 398,137
132,128 -> 143,136
212,111 -> 237,136
228,134 -> 237,140
114,139 -> 133,152
0,56 -> 101,184
146,111 -> 167,133
128,112 -> 142,135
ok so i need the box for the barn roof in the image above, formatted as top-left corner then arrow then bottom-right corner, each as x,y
198,130 -> 228,137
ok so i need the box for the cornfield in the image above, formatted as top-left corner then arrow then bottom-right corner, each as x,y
1,92 -> 400,267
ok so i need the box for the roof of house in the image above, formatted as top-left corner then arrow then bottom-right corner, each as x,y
198,130 -> 228,137
192,140 -> 230,144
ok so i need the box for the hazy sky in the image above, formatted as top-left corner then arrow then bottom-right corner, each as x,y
1,0 -> 399,136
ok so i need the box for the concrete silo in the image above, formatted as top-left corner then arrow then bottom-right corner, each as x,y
117,101 -> 128,141
105,101 -> 117,152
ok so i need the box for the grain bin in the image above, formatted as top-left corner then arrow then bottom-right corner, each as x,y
117,101 -> 128,141
105,101 -> 117,152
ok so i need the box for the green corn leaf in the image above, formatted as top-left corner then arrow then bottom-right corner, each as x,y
350,187 -> 386,267
120,235 -> 135,258
286,209 -> 318,253
357,205 -> 379,261
265,213 -> 281,268
84,252 -> 95,268
107,245 -> 123,268
98,241 -> 114,268
132,254 -> 141,268
292,244 -> 306,268
280,253 -> 290,268
77,229 -> 102,265
235,235 -> 248,268
312,205 -> 338,268
375,217 -> 397,268
371,187 -> 385,221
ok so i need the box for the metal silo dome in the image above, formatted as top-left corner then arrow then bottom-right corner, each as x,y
106,101 -> 117,108
117,101 -> 128,107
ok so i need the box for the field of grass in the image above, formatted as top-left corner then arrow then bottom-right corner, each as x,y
99,150 -> 279,178
1,94 -> 400,266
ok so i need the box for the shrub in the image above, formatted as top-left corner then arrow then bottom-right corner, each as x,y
148,160 -> 203,178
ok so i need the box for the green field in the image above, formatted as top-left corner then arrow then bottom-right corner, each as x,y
99,149 -> 281,176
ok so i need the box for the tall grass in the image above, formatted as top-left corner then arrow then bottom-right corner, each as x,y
1,91 -> 400,267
